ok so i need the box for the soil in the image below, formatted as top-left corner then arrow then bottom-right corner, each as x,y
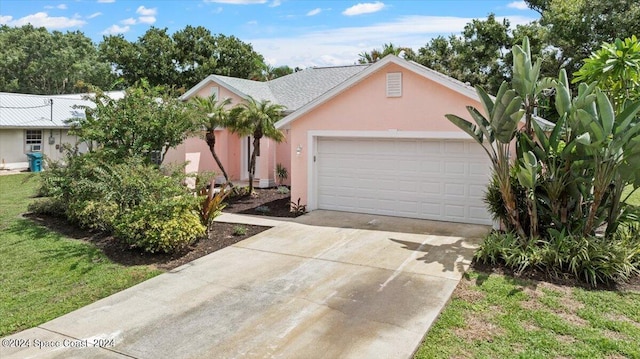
25,213 -> 270,271
22,188 -> 301,271
471,260 -> 640,293
224,187 -> 302,218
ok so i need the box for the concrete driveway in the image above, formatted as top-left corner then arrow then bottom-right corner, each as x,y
1,211 -> 489,359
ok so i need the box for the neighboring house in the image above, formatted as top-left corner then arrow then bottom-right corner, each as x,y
169,55 -> 552,225
0,91 -> 123,170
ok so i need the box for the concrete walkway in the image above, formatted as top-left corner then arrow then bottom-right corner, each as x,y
1,212 -> 489,359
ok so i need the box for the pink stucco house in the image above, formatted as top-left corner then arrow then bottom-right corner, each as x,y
166,55 -> 508,225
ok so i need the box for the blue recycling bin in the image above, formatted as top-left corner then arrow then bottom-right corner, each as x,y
27,152 -> 43,172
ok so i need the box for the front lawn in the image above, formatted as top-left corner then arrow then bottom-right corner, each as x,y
0,173 -> 161,337
415,271 -> 640,358
624,186 -> 640,206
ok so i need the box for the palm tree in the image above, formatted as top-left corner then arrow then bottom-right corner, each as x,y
229,97 -> 286,194
190,94 -> 233,185
358,43 -> 415,63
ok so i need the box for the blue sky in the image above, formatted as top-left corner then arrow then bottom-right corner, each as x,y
1,0 -> 540,68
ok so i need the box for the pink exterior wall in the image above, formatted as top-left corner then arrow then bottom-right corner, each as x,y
163,80 -> 277,185
275,130 -> 292,186
288,62 -> 482,206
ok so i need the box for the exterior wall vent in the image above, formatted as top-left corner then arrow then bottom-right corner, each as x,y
386,72 -> 402,97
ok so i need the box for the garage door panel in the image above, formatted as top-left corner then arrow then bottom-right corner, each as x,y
316,137 -> 492,225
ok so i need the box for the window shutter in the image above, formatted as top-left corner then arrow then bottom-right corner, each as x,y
386,72 -> 402,97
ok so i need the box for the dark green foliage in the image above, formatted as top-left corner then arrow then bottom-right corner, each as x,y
37,151 -> 205,253
449,37 -> 640,285
476,227 -> 640,286
99,26 -> 267,88
71,80 -> 199,164
0,25 -> 115,94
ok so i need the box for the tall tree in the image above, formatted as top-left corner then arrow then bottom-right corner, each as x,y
358,43 -> 416,64
0,25 -> 115,94
173,26 -> 219,88
414,14 -> 512,94
228,97 -> 285,194
525,0 -> 640,79
99,26 -> 267,89
72,80 -> 198,163
573,36 -> 640,112
190,94 -> 233,184
100,27 -> 178,88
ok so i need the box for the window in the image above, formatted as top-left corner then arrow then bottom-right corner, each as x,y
386,72 -> 402,97
25,130 -> 43,152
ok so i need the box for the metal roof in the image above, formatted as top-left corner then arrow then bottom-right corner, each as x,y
0,91 -> 124,128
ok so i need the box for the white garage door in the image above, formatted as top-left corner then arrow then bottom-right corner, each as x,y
316,137 -> 493,225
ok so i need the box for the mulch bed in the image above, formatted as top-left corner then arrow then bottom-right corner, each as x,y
25,213 -> 269,271
22,188 -> 299,271
224,187 -> 300,218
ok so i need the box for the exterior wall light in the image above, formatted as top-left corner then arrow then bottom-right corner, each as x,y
296,144 -> 303,156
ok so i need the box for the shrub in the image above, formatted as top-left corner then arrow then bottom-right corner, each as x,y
66,199 -> 119,232
114,196 -> 205,253
275,163 -> 288,185
255,205 -> 271,214
475,228 -> 640,286
276,186 -> 290,194
233,225 -> 247,236
27,198 -> 66,217
198,183 -> 228,231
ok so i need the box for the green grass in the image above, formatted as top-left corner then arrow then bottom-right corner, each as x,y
624,185 -> 640,206
0,174 -> 161,337
415,271 -> 640,359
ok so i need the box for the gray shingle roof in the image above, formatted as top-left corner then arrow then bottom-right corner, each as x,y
267,65 -> 369,111
195,64 -> 370,112
0,91 -> 124,128
212,75 -> 278,104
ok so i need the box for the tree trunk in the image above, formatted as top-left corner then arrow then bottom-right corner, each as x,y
248,135 -> 261,194
205,130 -> 233,187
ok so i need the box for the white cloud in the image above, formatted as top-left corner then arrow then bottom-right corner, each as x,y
120,17 -> 136,25
203,0 -> 267,4
307,8 -> 321,16
57,4 -> 68,10
87,12 -> 102,19
248,15 -> 535,68
342,1 -> 385,16
97,0 -> 115,3
269,0 -> 281,7
102,24 -> 129,35
138,16 -> 156,24
247,20 -> 258,25
136,6 -> 157,16
0,12 -> 86,29
507,1 -> 529,10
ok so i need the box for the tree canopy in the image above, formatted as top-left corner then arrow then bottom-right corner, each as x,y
71,80 -> 199,163
100,26 -> 267,89
0,25 -> 115,94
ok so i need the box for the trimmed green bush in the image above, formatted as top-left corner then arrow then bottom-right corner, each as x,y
114,196 -> 205,253
37,150 -> 207,253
